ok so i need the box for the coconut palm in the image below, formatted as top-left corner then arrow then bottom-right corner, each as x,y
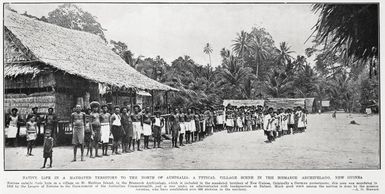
232,30 -> 251,58
264,70 -> 293,98
312,4 -> 378,61
203,43 -> 213,66
220,54 -> 254,98
275,42 -> 294,66
248,33 -> 269,78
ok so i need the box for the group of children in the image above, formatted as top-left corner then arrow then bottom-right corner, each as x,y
224,105 -> 308,143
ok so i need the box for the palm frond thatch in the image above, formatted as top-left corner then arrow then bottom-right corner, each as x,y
4,10 -> 177,91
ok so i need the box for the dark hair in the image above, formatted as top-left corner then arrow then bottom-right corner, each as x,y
11,108 -> 18,112
121,107 -> 128,112
27,114 -> 35,121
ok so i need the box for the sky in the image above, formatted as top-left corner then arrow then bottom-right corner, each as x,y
9,3 -> 319,66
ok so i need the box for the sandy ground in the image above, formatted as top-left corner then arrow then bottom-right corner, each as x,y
4,113 -> 380,170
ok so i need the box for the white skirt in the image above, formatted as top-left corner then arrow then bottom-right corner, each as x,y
237,119 -> 243,127
298,120 -> 305,128
226,119 -> 234,127
6,126 -> 18,138
100,124 -> 110,143
132,122 -> 142,140
185,121 -> 191,132
216,116 -> 224,125
179,123 -> 186,134
282,121 -> 288,131
190,120 -> 196,132
143,123 -> 152,136
19,126 -> 27,136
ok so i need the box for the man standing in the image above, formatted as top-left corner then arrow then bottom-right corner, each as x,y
142,107 -> 152,150
90,101 -> 102,157
121,107 -> 133,153
185,108 -> 192,144
44,108 -> 57,145
110,106 -> 123,154
170,108 -> 180,148
131,105 -> 143,151
70,105 -> 86,162
152,111 -> 164,148
179,108 -> 186,147
100,105 -> 111,156
193,108 -> 201,141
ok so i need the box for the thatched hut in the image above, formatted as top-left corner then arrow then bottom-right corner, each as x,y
223,99 -> 265,107
265,98 -> 316,112
4,10 -> 177,121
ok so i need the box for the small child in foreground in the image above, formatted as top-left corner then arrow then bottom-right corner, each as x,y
42,132 -> 53,168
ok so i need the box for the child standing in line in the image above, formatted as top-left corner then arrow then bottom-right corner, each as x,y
282,109 -> 289,135
84,109 -> 93,158
272,111 -> 279,140
263,108 -> 275,143
42,131 -> 53,168
287,108 -> 295,135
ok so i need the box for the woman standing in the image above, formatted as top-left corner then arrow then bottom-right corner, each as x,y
121,107 -> 133,153
5,108 -> 23,147
26,115 -> 37,156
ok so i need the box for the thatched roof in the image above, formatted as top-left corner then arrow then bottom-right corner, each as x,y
4,10 -> 177,91
266,98 -> 315,111
223,99 -> 265,107
322,101 -> 330,107
265,98 -> 305,109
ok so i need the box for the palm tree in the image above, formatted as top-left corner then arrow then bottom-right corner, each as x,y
248,33 -> 269,78
293,55 -> 308,72
312,4 -> 378,61
203,43 -> 213,66
275,42 -> 294,66
264,70 -> 293,98
232,30 -> 251,58
220,54 -> 254,98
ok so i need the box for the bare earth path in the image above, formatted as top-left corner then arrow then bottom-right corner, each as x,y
4,113 -> 380,170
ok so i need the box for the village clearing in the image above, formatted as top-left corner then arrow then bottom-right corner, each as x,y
5,113 -> 379,170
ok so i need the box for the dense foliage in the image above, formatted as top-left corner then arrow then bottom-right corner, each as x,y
9,3 -> 379,112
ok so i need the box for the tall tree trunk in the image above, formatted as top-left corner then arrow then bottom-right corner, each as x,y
209,54 -> 212,66
256,63 -> 259,78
